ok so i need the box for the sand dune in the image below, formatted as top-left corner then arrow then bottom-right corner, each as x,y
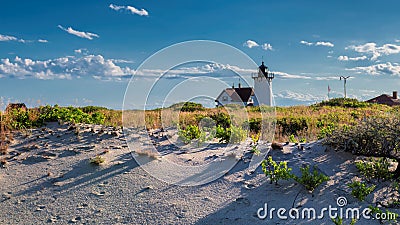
0,122 -> 397,224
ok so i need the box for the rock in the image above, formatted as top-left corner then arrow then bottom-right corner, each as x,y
111,131 -> 120,137
35,205 -> 46,211
92,191 -> 105,196
47,216 -> 59,223
235,197 -> 250,206
69,216 -> 81,223
77,145 -> 95,150
271,142 -> 283,150
2,192 -> 12,200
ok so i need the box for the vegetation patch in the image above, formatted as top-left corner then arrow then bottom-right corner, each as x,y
294,165 -> 329,192
90,156 -> 106,165
355,157 -> 393,181
348,181 -> 376,201
261,156 -> 294,185
324,116 -> 400,178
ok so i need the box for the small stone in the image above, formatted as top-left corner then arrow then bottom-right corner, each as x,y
271,142 -> 283,150
92,191 -> 105,196
2,192 -> 12,200
36,205 -> 46,211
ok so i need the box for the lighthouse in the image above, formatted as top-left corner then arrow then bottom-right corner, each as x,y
252,61 -> 274,106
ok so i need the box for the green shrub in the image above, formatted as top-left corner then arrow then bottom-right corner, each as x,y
289,134 -> 298,143
248,118 -> 261,133
331,217 -> 357,225
261,156 -> 294,185
317,123 -> 336,139
323,116 -> 400,178
178,125 -> 201,144
251,145 -> 261,155
250,134 -> 261,155
251,133 -> 260,144
315,98 -> 369,108
294,165 -> 329,192
180,102 -> 204,112
215,125 -> 246,144
7,109 -> 35,129
277,116 -> 309,136
355,157 -> 393,181
80,106 -> 107,113
210,113 -> 231,128
348,181 -> 376,201
90,156 -> 105,165
229,126 -> 247,144
90,112 -> 106,124
38,105 -> 106,125
216,125 -> 230,143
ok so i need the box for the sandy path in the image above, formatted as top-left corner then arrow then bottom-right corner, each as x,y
0,123 -> 397,224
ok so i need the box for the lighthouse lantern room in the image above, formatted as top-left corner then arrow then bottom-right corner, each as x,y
252,61 -> 274,106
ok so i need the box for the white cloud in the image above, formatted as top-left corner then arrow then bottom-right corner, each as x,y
346,42 -> 400,61
315,41 -> 334,47
275,90 -> 325,102
1,34 -> 48,43
111,59 -> 134,64
396,39 -> 400,43
243,40 -> 259,48
300,40 -> 334,47
273,71 -> 337,81
274,71 -> 312,79
262,43 -> 273,51
346,62 -> 400,76
300,40 -> 313,46
57,25 -> 99,40
244,40 -> 273,51
135,63 -> 256,79
74,48 -> 89,55
0,56 -> 339,82
109,4 -> 149,16
0,34 -> 18,42
337,55 -> 367,61
0,55 -> 134,80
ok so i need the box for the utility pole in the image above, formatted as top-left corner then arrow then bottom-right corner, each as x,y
340,76 -> 351,98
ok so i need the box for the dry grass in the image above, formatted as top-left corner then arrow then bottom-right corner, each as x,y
2,101 -> 396,144
0,112 -> 11,154
134,148 -> 160,159
90,155 -> 106,165
118,104 -> 396,142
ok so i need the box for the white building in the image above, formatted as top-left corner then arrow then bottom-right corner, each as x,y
215,61 -> 274,107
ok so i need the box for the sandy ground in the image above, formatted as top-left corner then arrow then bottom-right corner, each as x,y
0,122 -> 398,224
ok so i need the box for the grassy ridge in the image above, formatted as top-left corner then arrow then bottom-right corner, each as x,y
1,98 -> 397,142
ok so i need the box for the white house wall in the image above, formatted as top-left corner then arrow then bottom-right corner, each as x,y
216,91 -> 232,105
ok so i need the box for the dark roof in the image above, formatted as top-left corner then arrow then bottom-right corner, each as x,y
366,94 -> 400,106
224,87 -> 254,102
6,103 -> 27,111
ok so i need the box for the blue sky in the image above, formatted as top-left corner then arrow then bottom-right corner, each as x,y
1,0 -> 400,109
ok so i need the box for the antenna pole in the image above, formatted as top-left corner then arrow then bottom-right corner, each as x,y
339,76 -> 351,98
